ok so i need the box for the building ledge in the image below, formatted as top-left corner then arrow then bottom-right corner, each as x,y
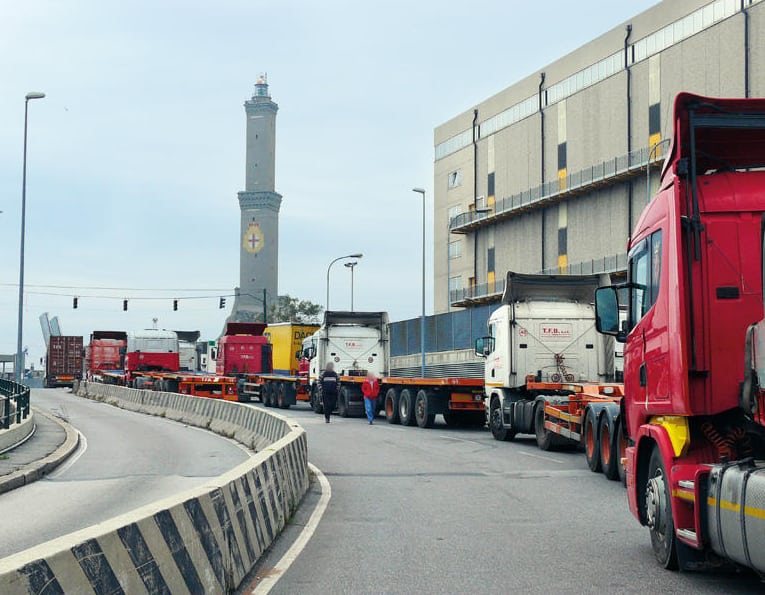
449,145 -> 663,234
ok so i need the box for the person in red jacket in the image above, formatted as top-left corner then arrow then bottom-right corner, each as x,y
361,371 -> 380,425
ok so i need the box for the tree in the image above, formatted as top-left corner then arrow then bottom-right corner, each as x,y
267,295 -> 323,324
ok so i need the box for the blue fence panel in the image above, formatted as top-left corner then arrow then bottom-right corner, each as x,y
389,320 -> 408,357
406,318 -> 420,355
435,312 -> 454,352
452,309 -> 472,350
470,305 -> 492,345
425,315 -> 438,353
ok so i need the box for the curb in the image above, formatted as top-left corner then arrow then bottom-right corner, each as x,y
0,407 -> 80,496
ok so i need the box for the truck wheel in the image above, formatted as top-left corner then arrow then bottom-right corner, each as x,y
263,384 -> 274,408
490,397 -> 515,441
599,414 -> 619,480
338,387 -> 349,417
311,385 -> 324,415
583,409 -> 601,472
646,446 -> 678,569
399,389 -> 416,426
616,419 -> 627,486
277,383 -> 291,409
414,390 -> 435,429
443,412 -> 461,428
385,389 -> 400,424
534,403 -> 558,451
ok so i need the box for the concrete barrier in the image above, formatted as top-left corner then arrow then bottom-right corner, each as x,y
0,411 -> 35,455
0,382 -> 309,594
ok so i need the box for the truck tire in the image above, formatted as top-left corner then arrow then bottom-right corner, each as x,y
385,389 -> 400,424
263,383 -> 274,408
399,389 -> 416,426
338,387 -> 350,417
311,384 -> 324,415
414,390 -> 435,429
599,414 -> 619,480
277,383 -> 292,409
646,445 -> 678,569
443,412 -> 462,428
534,403 -> 562,451
616,418 -> 627,486
583,409 -> 601,472
490,397 -> 515,441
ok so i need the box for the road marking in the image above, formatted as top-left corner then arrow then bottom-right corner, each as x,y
249,463 -> 331,594
518,450 -> 564,464
438,435 -> 484,447
48,431 -> 87,478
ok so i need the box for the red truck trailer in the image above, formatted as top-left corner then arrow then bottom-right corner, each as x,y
595,93 -> 765,572
46,335 -> 84,388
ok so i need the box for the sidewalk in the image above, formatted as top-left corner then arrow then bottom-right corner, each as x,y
0,407 -> 79,495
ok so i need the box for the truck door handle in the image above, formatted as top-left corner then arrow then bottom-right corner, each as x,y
639,364 -> 647,387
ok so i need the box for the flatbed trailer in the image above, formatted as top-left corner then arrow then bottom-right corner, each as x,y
93,370 -> 237,399
237,372 -> 311,408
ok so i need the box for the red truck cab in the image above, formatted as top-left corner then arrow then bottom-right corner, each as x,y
215,322 -> 273,376
596,93 -> 765,572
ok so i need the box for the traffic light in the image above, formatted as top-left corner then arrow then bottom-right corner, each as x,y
123,299 -> 128,311
173,299 -> 178,311
73,297 -> 78,309
219,297 -> 226,309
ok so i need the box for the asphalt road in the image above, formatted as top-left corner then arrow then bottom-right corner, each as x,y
256,404 -> 764,595
0,388 -> 249,558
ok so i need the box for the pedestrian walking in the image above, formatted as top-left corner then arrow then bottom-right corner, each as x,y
319,362 -> 339,423
361,371 -> 380,424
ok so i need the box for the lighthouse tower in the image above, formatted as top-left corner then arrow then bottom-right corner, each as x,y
230,75 -> 282,322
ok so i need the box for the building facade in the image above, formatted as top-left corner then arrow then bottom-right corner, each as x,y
230,76 -> 282,323
434,0 -> 765,314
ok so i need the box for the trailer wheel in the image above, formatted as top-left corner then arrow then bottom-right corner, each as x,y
263,383 -> 273,407
277,383 -> 292,409
490,397 -> 515,441
646,446 -> 678,569
616,418 -> 627,486
599,414 -> 619,480
443,412 -> 461,428
311,384 -> 324,415
399,389 -> 416,426
385,389 -> 400,424
414,390 -> 435,428
583,409 -> 601,472
338,387 -> 350,417
534,403 -> 560,451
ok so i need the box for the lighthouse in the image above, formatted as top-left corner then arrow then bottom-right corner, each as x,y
230,75 -> 282,323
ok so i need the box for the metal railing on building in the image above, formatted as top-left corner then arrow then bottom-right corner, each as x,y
449,145 -> 663,233
0,379 -> 31,430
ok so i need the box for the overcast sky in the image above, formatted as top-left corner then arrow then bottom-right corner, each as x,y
1,0 -> 657,366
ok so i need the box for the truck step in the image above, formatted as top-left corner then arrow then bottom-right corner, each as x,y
678,480 -> 695,490
676,528 -> 699,547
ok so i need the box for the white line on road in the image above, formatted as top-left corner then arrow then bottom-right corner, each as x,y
47,431 -> 87,478
250,462 -> 331,594
438,435 -> 484,447
518,450 -> 564,464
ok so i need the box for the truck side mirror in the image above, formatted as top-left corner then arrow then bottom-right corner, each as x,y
595,287 -> 625,342
475,336 -> 494,358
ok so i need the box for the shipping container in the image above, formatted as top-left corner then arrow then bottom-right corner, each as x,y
46,336 -> 84,388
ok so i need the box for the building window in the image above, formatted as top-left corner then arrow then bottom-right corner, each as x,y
448,205 -> 463,221
449,276 -> 463,292
448,169 -> 463,189
487,172 -> 495,197
448,240 -> 462,260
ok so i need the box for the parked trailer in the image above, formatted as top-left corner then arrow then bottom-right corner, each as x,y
46,335 -> 84,388
595,93 -> 765,573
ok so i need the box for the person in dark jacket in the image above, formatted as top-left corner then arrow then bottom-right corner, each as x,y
319,362 -> 339,423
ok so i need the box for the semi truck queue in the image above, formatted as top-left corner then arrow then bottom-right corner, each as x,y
43,93 -> 765,577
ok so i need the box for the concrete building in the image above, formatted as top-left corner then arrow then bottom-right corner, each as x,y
434,0 -> 765,314
230,75 -> 282,322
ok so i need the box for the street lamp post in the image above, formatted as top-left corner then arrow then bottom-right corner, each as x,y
326,253 -> 363,312
344,261 -> 358,311
413,187 -> 426,377
16,91 -> 45,382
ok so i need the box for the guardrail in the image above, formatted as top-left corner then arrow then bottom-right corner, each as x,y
0,379 -> 30,430
0,382 -> 309,594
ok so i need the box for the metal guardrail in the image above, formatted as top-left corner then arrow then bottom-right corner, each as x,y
0,379 -> 31,430
450,145 -> 663,233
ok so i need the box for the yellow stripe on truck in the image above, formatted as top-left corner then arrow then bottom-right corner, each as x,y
707,497 -> 765,520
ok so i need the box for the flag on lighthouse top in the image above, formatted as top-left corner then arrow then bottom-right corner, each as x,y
244,222 -> 265,254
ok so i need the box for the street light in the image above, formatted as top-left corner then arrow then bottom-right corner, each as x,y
344,261 -> 358,311
326,253 -> 363,312
16,91 -> 45,382
412,187 -> 426,377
